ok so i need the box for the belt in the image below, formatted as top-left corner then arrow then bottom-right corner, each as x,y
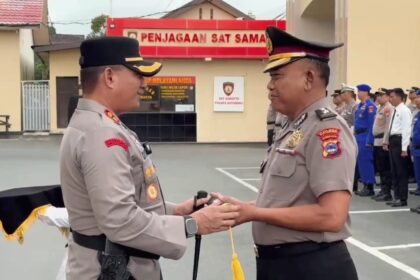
254,241 -> 342,260
390,134 -> 402,138
374,133 -> 384,139
354,128 -> 367,135
72,230 -> 160,260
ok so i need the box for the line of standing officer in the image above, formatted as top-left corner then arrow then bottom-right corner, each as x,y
371,89 -> 393,201
410,89 -> 420,212
354,84 -> 377,196
383,88 -> 412,207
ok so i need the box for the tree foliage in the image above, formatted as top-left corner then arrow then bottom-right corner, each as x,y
87,14 -> 107,38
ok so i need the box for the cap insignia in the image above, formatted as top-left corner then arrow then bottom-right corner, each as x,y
266,31 -> 273,54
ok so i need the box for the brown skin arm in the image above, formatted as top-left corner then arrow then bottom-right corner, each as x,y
214,190 -> 351,233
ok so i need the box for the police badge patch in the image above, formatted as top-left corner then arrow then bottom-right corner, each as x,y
316,128 -> 342,159
286,130 -> 304,149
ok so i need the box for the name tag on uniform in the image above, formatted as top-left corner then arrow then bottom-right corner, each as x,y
275,147 -> 297,155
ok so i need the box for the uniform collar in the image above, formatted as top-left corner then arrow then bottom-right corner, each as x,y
395,102 -> 404,109
282,98 -> 330,133
297,98 -> 330,118
77,98 -> 115,115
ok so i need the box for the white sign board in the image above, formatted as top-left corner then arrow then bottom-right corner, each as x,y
213,76 -> 244,112
175,104 -> 195,112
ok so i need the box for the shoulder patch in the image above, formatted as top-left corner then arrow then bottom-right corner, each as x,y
368,106 -> 374,113
104,138 -> 129,152
316,128 -> 342,159
315,108 -> 337,121
104,109 -> 120,124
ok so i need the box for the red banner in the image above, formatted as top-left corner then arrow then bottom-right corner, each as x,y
106,18 -> 285,59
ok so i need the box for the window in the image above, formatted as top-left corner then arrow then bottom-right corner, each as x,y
210,8 -> 214,19
199,8 -> 202,19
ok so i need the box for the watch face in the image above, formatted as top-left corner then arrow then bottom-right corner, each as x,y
186,218 -> 198,236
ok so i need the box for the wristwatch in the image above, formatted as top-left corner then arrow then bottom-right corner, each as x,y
183,215 -> 198,238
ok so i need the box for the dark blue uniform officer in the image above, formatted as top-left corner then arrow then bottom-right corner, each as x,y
410,89 -> 420,213
354,84 -> 377,196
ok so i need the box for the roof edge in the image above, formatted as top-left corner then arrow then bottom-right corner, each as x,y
32,41 -> 81,53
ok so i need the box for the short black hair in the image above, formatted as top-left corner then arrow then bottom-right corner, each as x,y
307,59 -> 330,87
390,88 -> 405,100
80,65 -> 124,94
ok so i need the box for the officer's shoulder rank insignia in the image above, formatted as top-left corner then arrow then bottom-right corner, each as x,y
293,113 -> 308,129
316,128 -> 341,159
145,165 -> 155,178
315,108 -> 337,121
286,130 -> 304,149
104,138 -> 129,152
104,109 -> 120,124
147,184 -> 159,202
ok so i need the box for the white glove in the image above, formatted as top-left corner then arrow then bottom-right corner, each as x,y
38,206 -> 69,228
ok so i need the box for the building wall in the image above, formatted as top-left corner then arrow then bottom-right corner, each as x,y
49,49 -> 80,133
0,31 -> 21,132
159,59 -> 269,142
286,0 -> 339,92
19,28 -> 35,80
347,0 -> 420,89
48,49 -> 269,142
173,3 -> 236,20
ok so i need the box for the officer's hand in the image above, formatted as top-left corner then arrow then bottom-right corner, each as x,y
191,204 -> 239,235
211,193 -> 256,226
401,151 -> 408,157
174,196 -> 210,216
383,144 -> 389,151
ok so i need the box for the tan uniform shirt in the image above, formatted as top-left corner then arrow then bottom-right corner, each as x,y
373,102 -> 393,146
340,100 -> 357,128
60,99 -> 187,280
334,104 -> 345,115
273,112 -> 288,141
267,104 -> 276,130
253,98 -> 356,245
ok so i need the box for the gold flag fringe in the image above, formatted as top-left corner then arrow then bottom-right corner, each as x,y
0,204 -> 51,244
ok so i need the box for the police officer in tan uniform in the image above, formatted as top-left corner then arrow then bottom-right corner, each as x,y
216,27 -> 358,280
60,37 -> 239,280
371,89 -> 393,201
332,89 -> 345,114
339,84 -> 357,129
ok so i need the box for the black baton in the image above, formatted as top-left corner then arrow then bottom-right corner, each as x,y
192,190 -> 207,280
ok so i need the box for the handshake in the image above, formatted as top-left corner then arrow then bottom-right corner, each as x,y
173,191 -> 256,235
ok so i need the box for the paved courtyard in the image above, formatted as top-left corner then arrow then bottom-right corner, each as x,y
1,136 -> 420,279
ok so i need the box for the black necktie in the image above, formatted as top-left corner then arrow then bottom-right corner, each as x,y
389,108 -> 397,134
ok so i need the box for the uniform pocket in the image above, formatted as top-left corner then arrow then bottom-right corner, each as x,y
263,154 -> 299,201
271,154 -> 297,178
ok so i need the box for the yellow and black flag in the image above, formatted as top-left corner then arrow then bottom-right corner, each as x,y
0,185 -> 64,243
